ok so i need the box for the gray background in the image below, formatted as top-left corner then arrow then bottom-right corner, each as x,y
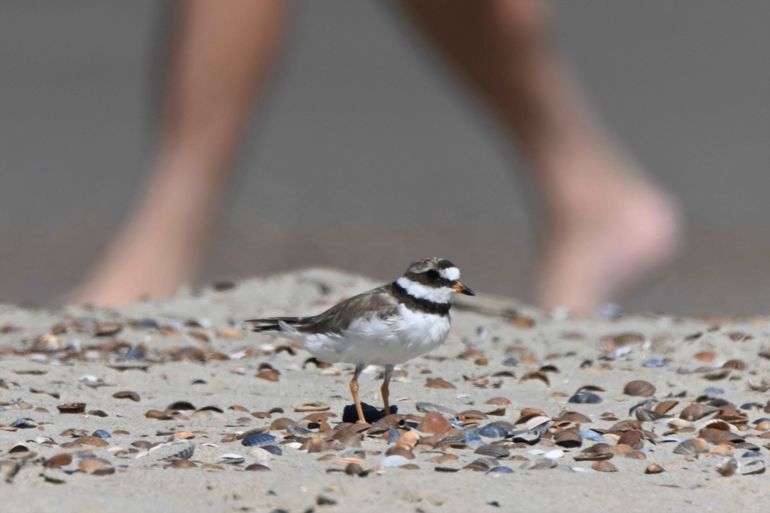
0,1 -> 768,315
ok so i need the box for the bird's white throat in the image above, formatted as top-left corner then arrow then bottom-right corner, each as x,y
396,276 -> 454,304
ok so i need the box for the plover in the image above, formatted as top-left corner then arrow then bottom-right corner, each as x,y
247,257 -> 474,423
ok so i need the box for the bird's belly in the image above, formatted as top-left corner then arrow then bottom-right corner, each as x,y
300,308 -> 451,366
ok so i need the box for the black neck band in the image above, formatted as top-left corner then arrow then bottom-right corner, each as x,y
392,282 -> 451,316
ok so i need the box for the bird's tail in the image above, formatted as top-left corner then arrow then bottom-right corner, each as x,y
245,316 -> 306,333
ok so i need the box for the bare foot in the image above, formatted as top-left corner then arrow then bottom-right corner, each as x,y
536,161 -> 683,312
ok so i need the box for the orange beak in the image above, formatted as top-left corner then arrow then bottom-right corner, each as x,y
453,282 -> 475,296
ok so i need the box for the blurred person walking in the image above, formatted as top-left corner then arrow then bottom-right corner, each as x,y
73,0 -> 681,312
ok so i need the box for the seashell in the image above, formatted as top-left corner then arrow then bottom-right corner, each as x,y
716,406 -> 748,424
256,368 -> 280,382
577,385 -> 607,393
510,427 -> 545,445
543,449 -> 564,460
617,431 -> 643,449
167,459 -> 197,469
245,463 -> 271,471
415,402 -> 457,417
722,359 -> 747,370
112,391 -> 140,402
635,409 -> 668,422
10,418 -> 37,428
568,391 -> 602,404
654,400 -> 679,415
574,443 -> 613,461
418,412 -> 451,434
478,422 -> 513,438
167,401 -> 196,411
680,403 -> 718,421
294,402 -> 330,413
93,322 -> 123,337
465,458 -> 495,472
524,415 -> 551,431
554,428 -> 582,448
396,430 -> 419,448
57,402 -> 86,414
717,457 -> 738,477
333,431 -> 362,448
486,466 -> 514,474
92,429 -> 111,439
519,371 -> 549,386
475,444 -> 510,458
699,427 -> 742,445
463,430 -> 484,447
642,358 -> 668,368
78,458 -> 115,475
694,351 -> 716,362
591,460 -> 618,472
241,431 -> 277,447
250,447 -> 276,461
166,442 -> 195,461
219,453 -> 246,465
741,459 -> 766,476
44,453 -> 72,468
645,463 -> 664,474
579,429 -> 605,442
485,396 -> 512,406
9,444 -> 30,453
379,455 -> 410,467
607,419 -> 641,433
385,446 -> 414,460
145,409 -> 173,420
424,378 -> 455,389
704,369 -> 731,381
270,417 -> 296,430
673,438 -> 709,455
457,409 -> 488,421
345,463 -> 367,476
624,380 -> 656,397
521,458 -> 556,470
554,411 -> 591,424
515,408 -> 546,424
216,327 -> 245,339
502,356 -> 518,367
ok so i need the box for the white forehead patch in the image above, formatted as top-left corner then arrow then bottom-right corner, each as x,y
439,267 -> 460,281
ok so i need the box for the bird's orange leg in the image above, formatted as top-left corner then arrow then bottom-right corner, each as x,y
350,364 -> 366,423
381,365 -> 394,415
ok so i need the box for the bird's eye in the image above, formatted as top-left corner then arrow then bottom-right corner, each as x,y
425,270 -> 440,280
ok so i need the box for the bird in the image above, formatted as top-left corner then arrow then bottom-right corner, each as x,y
246,257 -> 474,423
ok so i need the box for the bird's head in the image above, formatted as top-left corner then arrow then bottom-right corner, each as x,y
396,257 -> 474,304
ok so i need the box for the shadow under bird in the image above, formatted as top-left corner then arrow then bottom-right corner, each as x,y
246,257 -> 474,423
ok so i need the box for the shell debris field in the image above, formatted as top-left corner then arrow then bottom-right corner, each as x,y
0,269 -> 769,513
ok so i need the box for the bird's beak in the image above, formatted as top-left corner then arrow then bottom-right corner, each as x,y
453,281 -> 475,296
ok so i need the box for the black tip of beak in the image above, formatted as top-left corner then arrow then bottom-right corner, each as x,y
461,285 -> 475,296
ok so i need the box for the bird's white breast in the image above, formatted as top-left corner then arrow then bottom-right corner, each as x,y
295,304 -> 451,366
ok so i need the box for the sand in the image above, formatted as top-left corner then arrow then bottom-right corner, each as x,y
1,268 -> 769,513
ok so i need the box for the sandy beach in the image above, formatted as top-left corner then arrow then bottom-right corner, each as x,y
1,268 -> 769,513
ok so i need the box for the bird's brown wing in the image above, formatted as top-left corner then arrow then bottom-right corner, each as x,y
296,285 -> 400,335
